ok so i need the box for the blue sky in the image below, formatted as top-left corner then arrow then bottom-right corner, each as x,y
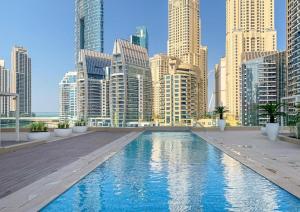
0,0 -> 286,112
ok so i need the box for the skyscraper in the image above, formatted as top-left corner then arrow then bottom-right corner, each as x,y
150,54 -> 169,121
110,39 -> 152,127
75,0 -> 104,61
199,46 -> 208,116
168,0 -> 207,119
130,26 -> 149,51
0,60 -> 10,117
77,49 -> 111,120
11,46 -> 31,117
59,71 -> 77,121
168,0 -> 200,67
225,0 -> 277,120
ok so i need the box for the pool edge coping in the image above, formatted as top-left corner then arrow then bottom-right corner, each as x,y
193,131 -> 300,199
0,131 -> 143,212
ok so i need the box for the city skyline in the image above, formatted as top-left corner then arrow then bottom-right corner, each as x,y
0,0 -> 286,112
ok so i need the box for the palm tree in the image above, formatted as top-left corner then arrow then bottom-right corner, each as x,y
215,106 -> 228,120
259,102 -> 285,123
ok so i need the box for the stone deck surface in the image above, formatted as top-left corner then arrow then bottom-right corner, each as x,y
0,131 -> 128,199
194,130 -> 300,198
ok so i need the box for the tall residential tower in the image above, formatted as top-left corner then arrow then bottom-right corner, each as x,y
167,0 -> 207,121
11,46 -> 32,117
225,0 -> 277,120
110,39 -> 152,127
168,0 -> 200,67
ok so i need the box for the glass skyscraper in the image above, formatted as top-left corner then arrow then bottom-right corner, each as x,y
130,26 -> 149,51
75,0 -> 104,61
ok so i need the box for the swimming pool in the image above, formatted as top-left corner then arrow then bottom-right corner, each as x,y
42,132 -> 300,211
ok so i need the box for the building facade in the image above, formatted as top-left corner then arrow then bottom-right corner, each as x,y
241,52 -> 286,126
59,71 -> 77,121
168,0 -> 200,67
162,67 -> 198,126
286,0 -> 300,101
150,54 -> 169,121
75,0 -> 104,61
168,0 -> 207,118
110,39 -> 152,127
0,60 -> 10,117
77,49 -> 111,120
11,46 -> 31,117
215,57 -> 227,107
199,46 -> 208,116
130,26 -> 149,51
226,0 -> 277,120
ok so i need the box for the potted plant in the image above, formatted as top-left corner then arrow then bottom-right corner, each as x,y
27,122 -> 50,141
215,106 -> 228,131
54,121 -> 72,137
259,102 -> 285,141
73,120 -> 88,133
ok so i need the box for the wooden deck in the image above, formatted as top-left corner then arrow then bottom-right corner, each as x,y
0,132 -> 128,199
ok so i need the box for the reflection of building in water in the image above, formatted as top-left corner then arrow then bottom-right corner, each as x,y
149,132 -> 206,210
150,133 -> 164,172
166,137 -> 190,210
221,154 -> 278,210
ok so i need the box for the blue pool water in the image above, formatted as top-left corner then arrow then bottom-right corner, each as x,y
42,132 -> 300,211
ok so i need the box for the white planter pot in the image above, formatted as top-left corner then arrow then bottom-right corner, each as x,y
54,129 -> 72,137
73,126 -> 88,133
261,127 -> 267,136
27,132 -> 50,141
218,120 -> 226,131
266,123 -> 279,141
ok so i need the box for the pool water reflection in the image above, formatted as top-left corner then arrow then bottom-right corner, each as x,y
42,132 -> 300,211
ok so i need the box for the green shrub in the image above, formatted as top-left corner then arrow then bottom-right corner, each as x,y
57,122 -> 70,129
30,122 -> 48,132
75,120 -> 86,127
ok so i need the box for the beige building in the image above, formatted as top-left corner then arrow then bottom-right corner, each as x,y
168,0 -> 200,67
162,61 -> 198,126
168,0 -> 207,119
199,46 -> 208,116
215,57 -> 226,107
150,54 -> 169,120
225,0 -> 277,120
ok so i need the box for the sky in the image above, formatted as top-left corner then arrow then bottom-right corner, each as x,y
0,0 -> 286,112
